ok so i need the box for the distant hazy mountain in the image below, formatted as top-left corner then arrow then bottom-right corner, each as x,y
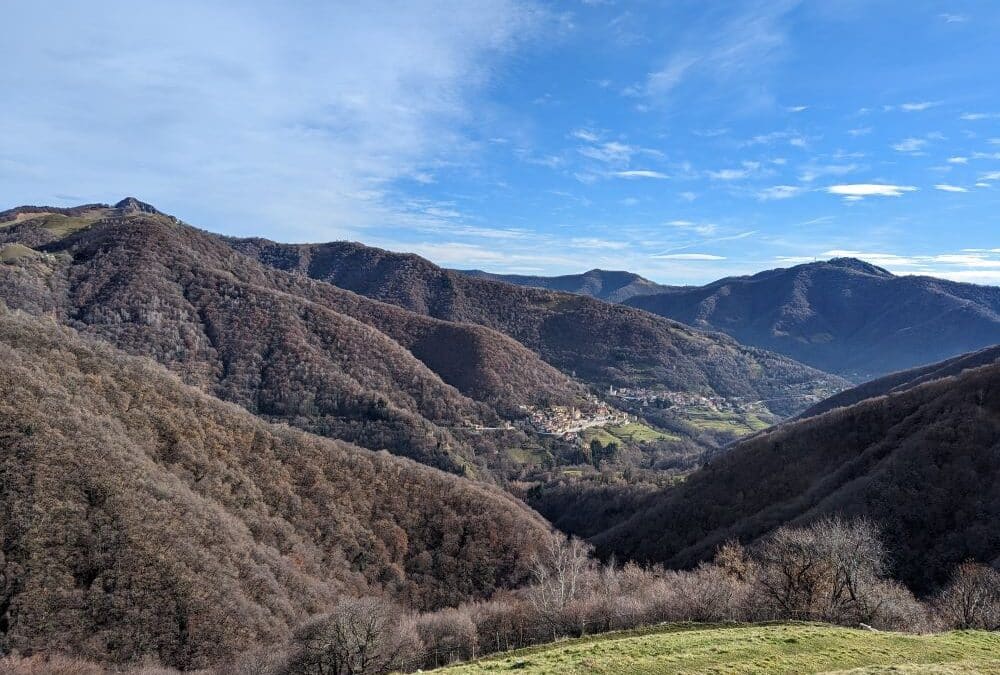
799,343 -> 1000,418
592,347 -> 1000,592
624,258 -> 1000,381
456,268 -> 670,303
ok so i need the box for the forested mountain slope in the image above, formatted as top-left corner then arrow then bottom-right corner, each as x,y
231,238 -> 846,418
624,258 -> 1000,381
0,201 -> 585,477
456,268 -> 670,303
0,305 -> 550,668
801,344 -> 1000,418
593,354 -> 1000,593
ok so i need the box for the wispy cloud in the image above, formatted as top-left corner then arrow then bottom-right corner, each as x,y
892,137 -> 927,153
826,184 -> 918,200
0,0 -> 549,236
961,112 -> 1000,121
757,185 -> 804,200
940,13 -> 968,23
614,169 -> 669,179
653,253 -> 726,260
935,184 -> 968,193
899,101 -> 940,112
708,161 -> 763,181
630,1 -> 799,106
666,219 -> 717,236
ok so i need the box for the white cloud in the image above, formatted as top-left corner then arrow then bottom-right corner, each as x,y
757,185 -> 804,200
632,2 -> 796,105
899,101 -> 939,112
940,13 -> 968,23
961,112 -> 1000,121
571,128 -> 600,142
0,0 -> 549,237
709,168 -> 749,180
892,137 -> 927,153
653,253 -> 726,261
579,141 -> 636,164
708,161 -> 761,181
947,156 -> 969,164
826,184 -> 918,199
935,184 -> 968,193
981,171 -> 1000,181
847,127 -> 872,137
570,237 -> 630,250
799,163 -> 859,183
666,220 -> 717,236
614,169 -> 669,179
787,105 -> 808,113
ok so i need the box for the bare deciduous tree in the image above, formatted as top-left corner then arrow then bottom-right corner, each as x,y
527,534 -> 595,637
290,597 -> 421,675
935,562 -> 1000,630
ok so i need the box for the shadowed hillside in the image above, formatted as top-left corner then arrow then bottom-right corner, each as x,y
593,352 -> 1000,593
0,201 -> 587,478
0,305 -> 550,668
801,344 -> 1000,418
624,258 -> 1000,381
231,238 -> 846,418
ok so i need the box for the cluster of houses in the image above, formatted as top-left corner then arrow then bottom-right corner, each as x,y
518,402 -> 631,437
606,386 -> 766,414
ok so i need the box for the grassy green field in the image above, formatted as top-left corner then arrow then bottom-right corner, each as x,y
680,408 -> 772,435
582,421 -> 680,448
0,243 -> 40,263
435,623 -> 1000,674
0,211 -> 106,238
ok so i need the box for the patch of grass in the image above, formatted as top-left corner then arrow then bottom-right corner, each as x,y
679,408 -> 770,435
607,421 -> 679,444
581,427 -> 619,447
0,243 -> 41,264
435,623 -> 1000,675
0,210 -> 107,239
582,422 -> 680,448
507,447 -> 548,465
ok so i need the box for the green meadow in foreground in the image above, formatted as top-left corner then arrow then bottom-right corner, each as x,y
435,623 -> 1000,675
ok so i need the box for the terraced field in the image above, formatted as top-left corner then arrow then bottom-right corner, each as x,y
435,623 -> 1000,674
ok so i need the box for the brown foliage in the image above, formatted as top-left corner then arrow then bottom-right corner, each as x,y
0,306 -> 549,668
592,360 -> 1000,593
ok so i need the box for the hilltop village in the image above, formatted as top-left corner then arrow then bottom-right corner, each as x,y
518,401 -> 631,437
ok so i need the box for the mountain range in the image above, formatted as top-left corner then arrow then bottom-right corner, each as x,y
230,238 -> 843,419
3,198 -> 1000,668
462,259 -> 1000,382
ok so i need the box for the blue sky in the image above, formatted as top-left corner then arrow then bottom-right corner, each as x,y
3,1 -> 1000,284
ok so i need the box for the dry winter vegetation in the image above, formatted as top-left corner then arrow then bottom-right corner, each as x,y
1,204 -> 999,674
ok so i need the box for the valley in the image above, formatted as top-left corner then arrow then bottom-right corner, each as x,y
6,4 -> 1000,673
1,200 -> 998,674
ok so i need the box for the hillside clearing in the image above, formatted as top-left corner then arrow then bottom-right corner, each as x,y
434,623 -> 1000,674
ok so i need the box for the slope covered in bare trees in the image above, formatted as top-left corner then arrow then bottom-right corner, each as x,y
0,304 -> 550,668
231,238 -> 846,418
592,354 -> 1000,593
0,201 -> 588,478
